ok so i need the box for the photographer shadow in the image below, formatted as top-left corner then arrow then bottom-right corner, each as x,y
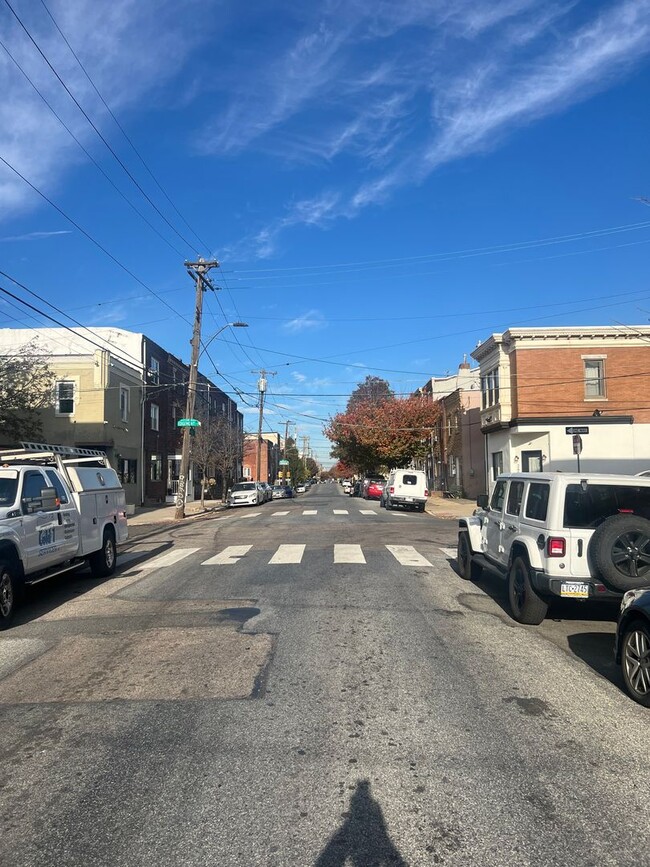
315,780 -> 407,867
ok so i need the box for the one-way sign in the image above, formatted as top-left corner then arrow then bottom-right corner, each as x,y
565,426 -> 589,435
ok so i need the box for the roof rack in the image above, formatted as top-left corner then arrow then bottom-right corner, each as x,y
0,441 -> 108,464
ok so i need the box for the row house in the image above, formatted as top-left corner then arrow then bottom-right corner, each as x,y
243,433 -> 280,484
471,326 -> 650,488
415,361 -> 485,498
0,327 -> 242,506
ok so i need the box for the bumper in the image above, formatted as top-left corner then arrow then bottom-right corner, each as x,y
390,496 -> 426,507
228,498 -> 257,507
529,568 -> 622,601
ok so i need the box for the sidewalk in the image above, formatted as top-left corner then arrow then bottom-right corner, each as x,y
424,494 -> 476,520
128,499 -> 226,526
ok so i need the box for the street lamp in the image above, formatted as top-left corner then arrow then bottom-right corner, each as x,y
175,320 -> 249,520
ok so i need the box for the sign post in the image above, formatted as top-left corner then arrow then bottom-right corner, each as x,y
572,434 -> 582,472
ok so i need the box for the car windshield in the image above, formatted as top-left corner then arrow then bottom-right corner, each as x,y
232,483 -> 256,492
272,486 -> 284,491
563,483 -> 650,528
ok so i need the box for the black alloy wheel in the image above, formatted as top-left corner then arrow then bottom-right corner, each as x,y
621,620 -> 650,707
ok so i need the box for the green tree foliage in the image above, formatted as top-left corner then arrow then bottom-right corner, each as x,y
325,396 -> 439,473
284,436 -> 304,484
0,344 -> 53,443
347,375 -> 393,410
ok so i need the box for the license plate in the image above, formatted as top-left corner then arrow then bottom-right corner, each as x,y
405,497 -> 414,502
560,581 -> 589,599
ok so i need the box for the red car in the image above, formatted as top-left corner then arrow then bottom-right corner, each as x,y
363,477 -> 385,500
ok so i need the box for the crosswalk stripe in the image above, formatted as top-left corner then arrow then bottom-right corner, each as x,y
359,510 -> 376,516
136,548 -> 201,570
334,544 -> 366,564
269,544 -> 305,564
303,510 -> 318,515
333,509 -> 348,515
201,545 -> 252,565
440,547 -> 457,558
386,545 -> 433,567
271,511 -> 289,517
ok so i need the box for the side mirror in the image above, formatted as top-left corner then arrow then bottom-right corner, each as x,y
476,494 -> 489,509
23,487 -> 59,514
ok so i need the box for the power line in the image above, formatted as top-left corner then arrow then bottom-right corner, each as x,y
3,0 -> 200,254
38,0 -> 211,254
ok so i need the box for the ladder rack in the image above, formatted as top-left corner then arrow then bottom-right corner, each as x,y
0,441 -> 108,465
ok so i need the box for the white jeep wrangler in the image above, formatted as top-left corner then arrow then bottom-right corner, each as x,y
457,472 -> 650,625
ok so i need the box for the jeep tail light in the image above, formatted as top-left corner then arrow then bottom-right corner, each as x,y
389,486 -> 394,494
547,537 -> 566,557
424,489 -> 429,496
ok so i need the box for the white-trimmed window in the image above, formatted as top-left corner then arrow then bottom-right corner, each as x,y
149,357 -> 160,385
150,454 -> 162,481
481,368 -> 500,409
120,386 -> 129,422
55,380 -> 75,415
584,358 -> 605,399
151,403 -> 159,431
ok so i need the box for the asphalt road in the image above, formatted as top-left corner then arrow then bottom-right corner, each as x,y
1,483 -> 648,866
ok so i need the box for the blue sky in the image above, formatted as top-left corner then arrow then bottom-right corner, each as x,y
1,0 -> 649,465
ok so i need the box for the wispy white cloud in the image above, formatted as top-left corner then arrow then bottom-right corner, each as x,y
0,229 -> 72,242
283,309 -> 327,333
292,371 -> 307,383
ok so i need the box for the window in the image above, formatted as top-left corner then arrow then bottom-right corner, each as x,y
45,470 -> 69,504
149,357 -> 160,385
402,474 -> 418,486
584,358 -> 605,398
491,451 -> 503,481
22,471 -> 46,502
150,454 -> 162,481
151,403 -> 159,431
506,481 -> 524,516
481,368 -> 500,409
117,458 -> 137,485
120,386 -> 129,422
490,480 -> 506,511
526,483 -> 550,521
243,466 -> 251,478
563,483 -> 650,529
55,380 -> 75,415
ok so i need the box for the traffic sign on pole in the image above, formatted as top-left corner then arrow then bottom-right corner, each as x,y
177,418 -> 201,428
572,434 -> 582,455
279,459 -> 289,466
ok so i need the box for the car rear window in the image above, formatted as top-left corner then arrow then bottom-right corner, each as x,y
525,483 -> 549,521
402,474 -> 418,485
563,483 -> 650,529
232,483 -> 255,491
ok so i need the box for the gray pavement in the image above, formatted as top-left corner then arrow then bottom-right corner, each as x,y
0,484 -> 647,866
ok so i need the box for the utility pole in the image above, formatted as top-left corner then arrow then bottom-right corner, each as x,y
174,259 -> 219,520
283,420 -> 294,458
253,369 -> 276,482
301,435 -> 309,474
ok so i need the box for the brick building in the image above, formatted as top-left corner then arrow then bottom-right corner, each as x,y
471,326 -> 650,488
243,433 -> 280,484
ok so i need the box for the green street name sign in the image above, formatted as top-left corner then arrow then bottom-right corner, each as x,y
279,459 -> 290,466
177,418 -> 201,428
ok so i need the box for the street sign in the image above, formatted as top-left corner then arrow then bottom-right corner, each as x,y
565,426 -> 589,435
279,459 -> 290,466
177,418 -> 201,428
572,434 -> 583,455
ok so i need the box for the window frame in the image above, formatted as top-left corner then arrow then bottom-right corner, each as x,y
150,403 -> 159,431
506,481 -> 524,516
149,357 -> 160,385
119,385 -> 129,422
55,380 -> 75,416
583,357 -> 606,400
525,482 -> 550,522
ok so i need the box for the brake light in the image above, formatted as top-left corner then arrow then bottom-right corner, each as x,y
424,489 -> 429,496
547,537 -> 566,557
389,486 -> 394,494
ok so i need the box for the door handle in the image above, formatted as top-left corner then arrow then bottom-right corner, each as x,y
507,524 -> 517,532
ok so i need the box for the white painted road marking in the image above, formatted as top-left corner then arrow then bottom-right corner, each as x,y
333,509 -> 349,515
201,545 -> 252,565
440,548 -> 457,558
334,544 -> 366,564
269,544 -> 305,565
359,510 -> 376,516
303,510 -> 318,515
386,545 -> 433,567
136,548 -> 201,570
271,511 -> 289,517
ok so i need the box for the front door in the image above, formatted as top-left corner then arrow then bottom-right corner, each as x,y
522,450 -> 543,472
481,479 -> 506,566
21,470 -> 62,572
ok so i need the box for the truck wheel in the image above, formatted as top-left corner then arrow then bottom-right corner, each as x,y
0,557 -> 23,630
508,555 -> 548,625
620,619 -> 650,707
457,532 -> 481,581
90,528 -> 117,578
590,514 -> 650,592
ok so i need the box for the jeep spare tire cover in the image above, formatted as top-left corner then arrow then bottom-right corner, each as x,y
589,513 -> 650,592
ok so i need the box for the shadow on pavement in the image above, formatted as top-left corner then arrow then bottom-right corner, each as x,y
566,631 -> 623,688
315,780 -> 407,866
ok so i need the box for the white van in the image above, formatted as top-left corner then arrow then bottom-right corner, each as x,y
381,469 -> 428,512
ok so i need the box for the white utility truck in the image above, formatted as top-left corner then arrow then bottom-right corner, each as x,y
0,442 -> 128,628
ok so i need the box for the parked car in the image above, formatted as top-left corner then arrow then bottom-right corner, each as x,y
259,482 -> 273,502
271,485 -> 290,499
227,482 -> 264,508
362,476 -> 386,500
350,480 -> 362,497
615,588 -> 650,707
457,471 -> 650,625
381,469 -> 428,512
295,484 -> 306,494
